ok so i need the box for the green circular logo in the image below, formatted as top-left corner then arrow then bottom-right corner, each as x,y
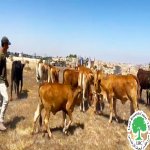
127,111 -> 150,150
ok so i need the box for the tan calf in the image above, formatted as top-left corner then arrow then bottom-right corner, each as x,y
32,83 -> 82,138
94,73 -> 139,123
63,68 -> 79,88
78,66 -> 94,112
48,65 -> 60,83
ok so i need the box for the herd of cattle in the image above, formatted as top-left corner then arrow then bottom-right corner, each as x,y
9,60 -> 150,138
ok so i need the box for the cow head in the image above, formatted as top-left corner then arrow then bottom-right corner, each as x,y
93,70 -> 106,110
94,70 -> 104,93
87,72 -> 94,84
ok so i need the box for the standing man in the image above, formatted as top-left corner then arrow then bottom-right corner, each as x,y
0,36 -> 11,131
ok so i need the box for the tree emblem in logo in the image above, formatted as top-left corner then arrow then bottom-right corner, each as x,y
127,111 -> 150,150
132,116 -> 147,141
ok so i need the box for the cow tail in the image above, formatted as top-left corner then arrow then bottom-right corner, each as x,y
132,75 -> 140,109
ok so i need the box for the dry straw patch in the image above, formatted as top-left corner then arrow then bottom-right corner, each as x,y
0,63 -> 150,150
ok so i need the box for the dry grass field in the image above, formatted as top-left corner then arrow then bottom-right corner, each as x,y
0,62 -> 150,150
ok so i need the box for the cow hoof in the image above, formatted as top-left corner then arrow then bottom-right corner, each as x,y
47,133 -> 52,139
31,131 -> 35,135
94,111 -> 102,115
64,131 -> 68,135
97,111 -> 103,115
82,109 -> 85,113
63,128 -> 66,133
94,111 -> 99,115
80,109 -> 83,112
10,98 -> 13,101
63,128 -> 68,135
108,120 -> 112,124
42,133 -> 46,137
115,118 -> 119,123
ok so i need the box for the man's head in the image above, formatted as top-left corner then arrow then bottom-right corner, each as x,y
1,36 -> 11,53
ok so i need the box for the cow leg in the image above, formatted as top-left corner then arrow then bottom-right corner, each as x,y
78,73 -> 83,111
87,87 -> 91,108
62,111 -> 67,128
83,97 -> 86,112
149,92 -> 150,105
80,101 -> 83,112
93,93 -> 98,113
14,82 -> 17,94
48,69 -> 52,83
140,88 -> 142,100
93,94 -> 103,115
44,108 -> 51,138
80,97 -> 86,112
99,95 -> 105,114
81,87 -> 86,112
32,103 -> 43,134
20,79 -> 23,93
64,103 -> 73,133
14,81 -> 19,99
130,101 -> 134,115
146,90 -> 148,106
62,112 -> 67,134
80,93 -> 85,112
113,99 -> 118,122
108,97 -> 114,123
146,90 -> 150,106
65,111 -> 72,134
15,80 -> 19,99
130,100 -> 138,115
148,91 -> 150,105
10,81 -> 13,101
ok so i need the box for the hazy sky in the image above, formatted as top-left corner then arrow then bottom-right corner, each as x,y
0,0 -> 150,64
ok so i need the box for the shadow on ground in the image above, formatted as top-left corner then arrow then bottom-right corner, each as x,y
101,113 -> 128,126
51,122 -> 84,135
19,89 -> 29,100
6,116 -> 25,129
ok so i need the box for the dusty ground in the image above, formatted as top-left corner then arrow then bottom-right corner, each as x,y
0,66 -> 150,150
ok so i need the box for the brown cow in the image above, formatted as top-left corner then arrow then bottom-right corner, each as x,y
48,65 -> 60,83
63,68 -> 79,88
36,61 -> 48,83
137,69 -> 150,105
32,83 -> 82,138
93,70 -> 105,114
78,66 -> 94,112
36,62 -> 59,84
94,73 -> 139,123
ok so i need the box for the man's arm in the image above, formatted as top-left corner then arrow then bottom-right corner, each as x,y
0,54 -> 8,87
0,57 -> 6,79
